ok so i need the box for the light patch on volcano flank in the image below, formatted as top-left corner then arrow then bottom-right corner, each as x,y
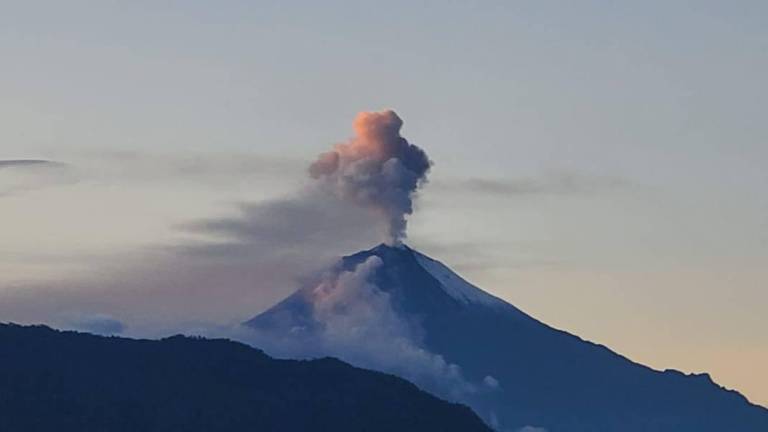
413,249 -> 513,309
242,254 -> 479,402
305,255 -> 476,400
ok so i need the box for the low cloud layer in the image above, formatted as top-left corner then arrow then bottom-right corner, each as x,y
63,313 -> 125,336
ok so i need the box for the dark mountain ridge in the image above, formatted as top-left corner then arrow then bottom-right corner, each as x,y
0,322 -> 491,432
249,243 -> 768,432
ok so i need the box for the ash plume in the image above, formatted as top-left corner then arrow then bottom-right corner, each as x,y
309,110 -> 431,245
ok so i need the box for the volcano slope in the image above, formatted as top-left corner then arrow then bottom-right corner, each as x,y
248,244 -> 768,432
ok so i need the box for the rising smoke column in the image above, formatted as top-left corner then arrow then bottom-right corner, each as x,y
309,110 -> 431,245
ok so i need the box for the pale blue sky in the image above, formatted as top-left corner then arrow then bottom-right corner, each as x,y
1,1 -> 767,404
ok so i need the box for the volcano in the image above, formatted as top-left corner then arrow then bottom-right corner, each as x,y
247,244 -> 768,431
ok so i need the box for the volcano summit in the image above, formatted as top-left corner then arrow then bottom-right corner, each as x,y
247,244 -> 768,432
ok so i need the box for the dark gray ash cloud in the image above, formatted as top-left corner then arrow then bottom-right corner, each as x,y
178,190 -> 379,260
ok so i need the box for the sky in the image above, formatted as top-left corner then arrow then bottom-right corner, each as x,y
1,1 -> 767,406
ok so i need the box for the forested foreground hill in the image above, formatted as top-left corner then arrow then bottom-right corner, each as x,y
0,323 -> 491,432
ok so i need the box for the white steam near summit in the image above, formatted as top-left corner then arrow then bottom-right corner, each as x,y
302,256 -> 474,399
309,110 -> 431,245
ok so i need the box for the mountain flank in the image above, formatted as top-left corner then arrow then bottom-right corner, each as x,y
249,243 -> 768,432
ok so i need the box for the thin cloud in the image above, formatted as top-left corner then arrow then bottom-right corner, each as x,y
0,159 -> 77,196
0,159 -> 61,169
436,171 -> 633,197
66,150 -> 305,186
1,151 -> 304,194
